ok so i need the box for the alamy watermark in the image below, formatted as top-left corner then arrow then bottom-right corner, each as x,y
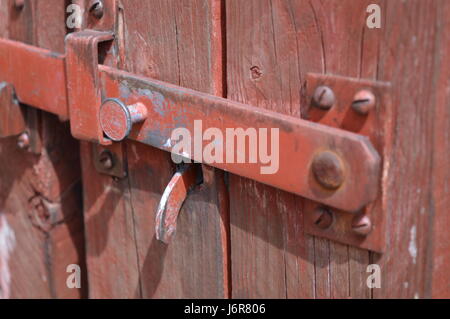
66,264 -> 81,289
366,4 -> 381,29
366,264 -> 381,289
169,120 -> 280,175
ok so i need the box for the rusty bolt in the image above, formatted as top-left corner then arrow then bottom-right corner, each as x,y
312,86 -> 335,110
352,90 -> 376,115
312,206 -> 334,230
312,151 -> 345,190
351,214 -> 372,236
99,150 -> 114,170
89,0 -> 104,19
99,98 -> 148,142
17,132 -> 30,149
14,0 -> 25,10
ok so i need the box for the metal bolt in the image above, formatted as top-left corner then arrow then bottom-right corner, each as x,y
311,151 -> 345,190
99,98 -> 148,142
351,214 -> 372,236
99,150 -> 114,170
312,86 -> 335,110
352,90 -> 376,115
89,0 -> 104,19
14,0 -> 25,10
17,132 -> 30,149
312,207 -> 334,230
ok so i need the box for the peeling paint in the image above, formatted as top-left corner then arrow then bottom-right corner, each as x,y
0,214 -> 16,299
163,138 -> 172,148
408,225 -> 417,264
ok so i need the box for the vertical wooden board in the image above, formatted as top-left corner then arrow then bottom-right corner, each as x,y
81,0 -> 228,298
81,142 -> 141,298
0,0 -> 86,298
227,0 -> 319,299
123,0 -> 228,298
227,0 -> 387,298
373,0 -> 450,298
430,1 -> 450,298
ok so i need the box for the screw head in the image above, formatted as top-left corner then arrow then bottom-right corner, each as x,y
351,214 -> 372,236
312,151 -> 345,190
312,207 -> 334,229
89,0 -> 104,19
17,132 -> 29,149
352,90 -> 376,115
312,86 -> 335,110
14,0 -> 25,10
99,150 -> 114,170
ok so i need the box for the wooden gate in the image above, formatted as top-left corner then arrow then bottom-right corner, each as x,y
0,0 -> 448,299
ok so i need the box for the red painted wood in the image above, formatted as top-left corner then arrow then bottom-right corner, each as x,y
0,0 -> 448,299
227,0 -> 449,299
81,0 -> 229,298
0,0 -> 86,298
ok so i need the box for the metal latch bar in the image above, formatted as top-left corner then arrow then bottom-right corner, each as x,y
0,33 -> 381,213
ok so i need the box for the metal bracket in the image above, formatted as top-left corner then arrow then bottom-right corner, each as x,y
0,35 -> 388,221
303,73 -> 392,252
92,142 -> 126,179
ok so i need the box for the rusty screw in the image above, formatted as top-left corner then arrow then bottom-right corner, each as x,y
14,0 -> 25,10
99,98 -> 148,142
312,86 -> 335,110
351,214 -> 372,236
99,150 -> 114,170
89,0 -> 104,19
311,151 -> 345,190
352,90 -> 376,115
312,207 -> 334,230
17,132 -> 30,149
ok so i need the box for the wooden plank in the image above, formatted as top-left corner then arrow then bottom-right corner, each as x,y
82,0 -> 229,298
227,0 -> 319,298
124,0 -> 228,298
0,0 -> 86,298
226,0 -> 400,298
429,1 -> 450,298
373,0 -> 450,298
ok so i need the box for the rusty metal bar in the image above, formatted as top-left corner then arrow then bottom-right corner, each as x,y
0,38 -> 68,119
0,35 -> 381,212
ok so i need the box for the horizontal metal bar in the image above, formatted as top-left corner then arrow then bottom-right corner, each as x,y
99,66 -> 380,212
0,37 -> 381,212
0,38 -> 68,119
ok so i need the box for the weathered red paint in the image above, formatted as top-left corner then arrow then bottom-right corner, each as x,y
0,82 -> 25,137
0,35 -> 381,213
65,30 -> 115,144
99,99 -> 147,142
0,38 -> 67,119
303,73 -> 392,252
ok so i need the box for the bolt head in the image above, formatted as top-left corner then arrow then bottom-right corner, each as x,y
312,86 -> 335,110
17,132 -> 29,149
99,150 -> 114,170
14,0 -> 25,10
351,214 -> 372,236
312,207 -> 334,230
312,151 -> 345,190
100,98 -> 133,142
352,90 -> 376,115
89,0 -> 104,19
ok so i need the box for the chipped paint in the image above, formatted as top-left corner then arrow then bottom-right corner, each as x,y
0,214 -> 16,299
163,138 -> 172,148
408,225 -> 417,264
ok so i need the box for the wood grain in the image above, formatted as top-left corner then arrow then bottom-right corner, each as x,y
0,0 -> 85,299
227,0 -> 449,299
81,0 -> 229,298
